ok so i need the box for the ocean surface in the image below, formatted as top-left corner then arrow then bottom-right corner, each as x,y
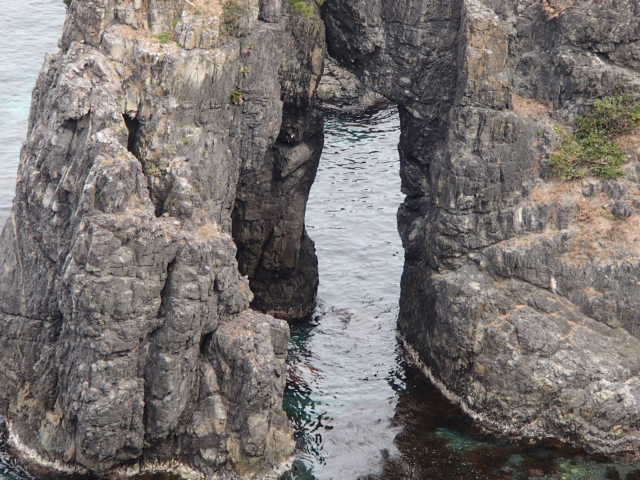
0,0 -> 66,226
1,2 -> 639,480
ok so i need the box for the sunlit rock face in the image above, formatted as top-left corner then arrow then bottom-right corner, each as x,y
325,0 -> 640,458
0,0 -> 324,477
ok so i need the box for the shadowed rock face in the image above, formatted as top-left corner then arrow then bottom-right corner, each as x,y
232,3 -> 325,322
325,0 -> 640,459
3,0 -> 640,475
316,56 -> 389,114
0,0 -> 323,477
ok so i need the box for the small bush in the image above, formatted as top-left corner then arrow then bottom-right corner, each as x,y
576,95 -> 640,138
156,32 -> 172,44
289,0 -> 315,17
230,90 -> 245,105
551,95 -> 640,180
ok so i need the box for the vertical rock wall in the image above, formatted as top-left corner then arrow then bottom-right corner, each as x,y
325,0 -> 640,458
232,2 -> 325,321
0,0 -> 323,477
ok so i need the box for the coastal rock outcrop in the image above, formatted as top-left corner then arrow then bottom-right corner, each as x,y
0,0 -> 323,477
316,56 -> 388,114
232,2 -> 325,321
3,0 -> 640,476
325,0 -> 640,458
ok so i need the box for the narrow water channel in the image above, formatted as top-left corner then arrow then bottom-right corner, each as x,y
1,3 -> 640,480
283,109 -> 640,480
285,109 -> 405,479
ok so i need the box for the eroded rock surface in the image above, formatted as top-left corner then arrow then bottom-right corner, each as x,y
232,1 -> 325,321
0,0 -> 323,477
325,0 -> 640,457
317,56 -> 388,114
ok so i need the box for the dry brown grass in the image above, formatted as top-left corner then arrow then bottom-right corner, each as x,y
512,94 -> 551,121
183,0 -> 223,16
542,0 -> 577,19
616,128 -> 640,161
530,180 -> 577,203
196,222 -> 221,239
115,24 -> 150,40
507,179 -> 640,266
563,192 -> 640,263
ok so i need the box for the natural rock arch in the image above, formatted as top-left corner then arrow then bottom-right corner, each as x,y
324,0 -> 640,459
0,0 -> 322,477
1,0 -> 640,479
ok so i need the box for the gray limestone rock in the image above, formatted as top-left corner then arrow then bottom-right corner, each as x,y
4,0 -> 640,474
325,0 -> 640,459
316,56 -> 389,114
232,0 -> 325,321
0,0 -> 324,477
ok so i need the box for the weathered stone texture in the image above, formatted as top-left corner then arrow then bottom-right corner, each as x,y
0,0 -> 324,477
325,0 -> 640,458
232,0 -> 325,321
316,56 -> 389,113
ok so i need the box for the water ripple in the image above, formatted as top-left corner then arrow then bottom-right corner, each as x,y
0,0 -> 66,226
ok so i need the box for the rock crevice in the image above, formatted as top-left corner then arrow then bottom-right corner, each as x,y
2,0 -> 640,477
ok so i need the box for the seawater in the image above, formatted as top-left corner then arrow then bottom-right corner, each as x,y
0,0 -> 66,226
1,3 -> 639,480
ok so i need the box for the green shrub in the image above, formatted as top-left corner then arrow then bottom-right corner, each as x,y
156,32 -> 172,44
230,90 -> 245,105
576,95 -> 640,138
551,95 -> 640,180
289,0 -> 315,17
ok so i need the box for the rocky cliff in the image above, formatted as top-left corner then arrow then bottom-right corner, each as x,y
3,0 -> 640,476
325,0 -> 640,459
0,0 -> 323,477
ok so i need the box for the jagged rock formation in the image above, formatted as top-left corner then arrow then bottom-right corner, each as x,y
232,3 -> 325,321
316,56 -> 388,114
325,0 -> 640,458
0,0 -> 323,477
4,0 -> 640,475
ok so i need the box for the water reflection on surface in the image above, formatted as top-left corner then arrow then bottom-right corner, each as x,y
283,109 -> 640,480
0,0 -> 66,226
284,109 -> 405,480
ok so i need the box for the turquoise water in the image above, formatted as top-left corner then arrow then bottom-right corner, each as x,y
1,3 -> 640,480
